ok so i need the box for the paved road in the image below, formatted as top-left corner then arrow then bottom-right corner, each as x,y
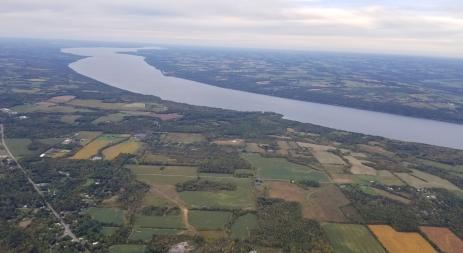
0,124 -> 79,242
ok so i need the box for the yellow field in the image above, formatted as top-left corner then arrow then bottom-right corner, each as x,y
368,225 -> 437,253
102,138 -> 141,160
71,134 -> 128,160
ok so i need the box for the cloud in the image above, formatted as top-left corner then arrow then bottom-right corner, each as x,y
0,0 -> 462,57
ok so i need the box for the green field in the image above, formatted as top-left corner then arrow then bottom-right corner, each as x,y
352,170 -> 405,186
93,113 -> 127,124
109,244 -> 146,253
129,227 -> 179,241
85,207 -> 125,226
231,213 -> 258,239
322,223 -> 386,253
133,214 -> 185,229
179,178 -> 256,209
189,210 -> 232,230
129,165 -> 198,185
101,226 -> 119,236
75,131 -> 103,145
242,153 -> 329,182
5,138 -> 33,158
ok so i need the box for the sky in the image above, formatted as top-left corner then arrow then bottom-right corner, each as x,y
1,0 -> 463,57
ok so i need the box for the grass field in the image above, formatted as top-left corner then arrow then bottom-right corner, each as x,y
297,142 -> 346,165
419,226 -> 463,253
71,134 -> 128,160
102,138 -> 141,160
395,169 -> 460,191
68,99 -> 167,112
266,182 -> 351,222
86,207 -> 125,226
133,214 -> 185,229
129,165 -> 198,185
179,178 -> 256,209
93,113 -> 127,124
242,153 -> 329,182
345,156 -> 377,175
101,227 -> 119,236
231,213 -> 258,239
109,244 -> 146,253
368,225 -> 437,253
351,170 -> 405,186
189,210 -> 232,230
161,132 -> 206,144
74,131 -> 103,145
129,227 -> 179,241
322,223 -> 386,253
140,153 -> 177,165
5,138 -> 33,158
11,104 -> 92,114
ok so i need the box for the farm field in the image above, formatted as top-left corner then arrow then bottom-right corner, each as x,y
102,138 -> 142,160
68,99 -> 166,112
101,227 -> 119,236
267,182 -> 352,221
351,170 -> 405,186
161,132 -> 206,144
419,226 -> 463,253
322,223 -> 386,253
4,138 -> 33,157
368,225 -> 437,253
140,153 -> 177,164
345,155 -> 377,175
395,169 -> 460,191
85,207 -> 125,226
129,227 -> 179,241
11,103 -> 92,114
230,213 -> 258,239
133,214 -> 185,229
109,244 -> 146,253
74,131 -> 103,145
71,134 -> 128,160
47,95 -> 76,103
212,139 -> 245,146
297,142 -> 346,166
93,113 -> 127,124
179,178 -> 256,209
242,153 -> 329,182
188,210 -> 232,230
129,165 -> 198,185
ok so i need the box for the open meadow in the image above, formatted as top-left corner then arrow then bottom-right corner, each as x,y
322,223 -> 386,253
242,153 -> 329,182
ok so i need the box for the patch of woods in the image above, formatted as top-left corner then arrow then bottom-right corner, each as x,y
140,206 -> 181,216
252,198 -> 332,252
199,154 -> 252,174
342,185 -> 463,237
176,179 -> 237,192
297,179 -> 320,189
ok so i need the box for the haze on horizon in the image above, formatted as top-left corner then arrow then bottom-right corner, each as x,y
1,0 -> 463,58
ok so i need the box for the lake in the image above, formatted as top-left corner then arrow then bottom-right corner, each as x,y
62,47 -> 463,150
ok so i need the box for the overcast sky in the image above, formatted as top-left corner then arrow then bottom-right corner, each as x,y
1,0 -> 463,57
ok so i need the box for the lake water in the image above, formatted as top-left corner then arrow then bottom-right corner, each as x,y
62,47 -> 463,150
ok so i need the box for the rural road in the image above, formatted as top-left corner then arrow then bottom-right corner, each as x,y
0,124 -> 79,242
